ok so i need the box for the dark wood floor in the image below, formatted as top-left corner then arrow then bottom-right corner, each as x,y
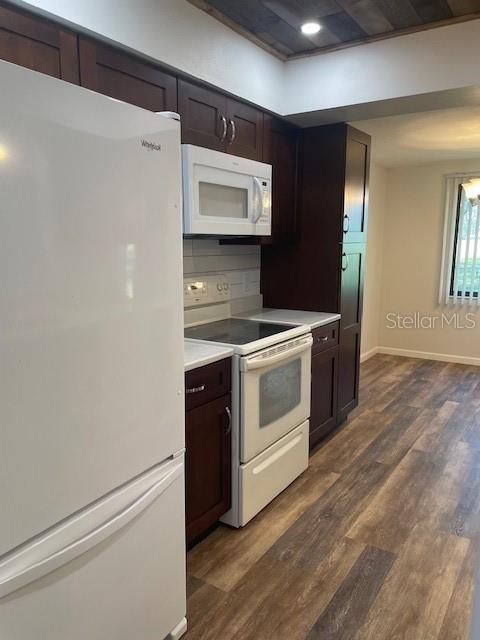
185,355 -> 480,640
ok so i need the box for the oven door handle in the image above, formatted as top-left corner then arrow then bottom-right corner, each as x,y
241,336 -> 313,372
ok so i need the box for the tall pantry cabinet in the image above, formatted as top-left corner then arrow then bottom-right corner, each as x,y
261,124 -> 370,437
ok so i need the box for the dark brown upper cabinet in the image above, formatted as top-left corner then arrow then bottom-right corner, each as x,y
178,78 -> 264,161
178,79 -> 227,151
78,37 -> 177,112
262,116 -> 298,242
280,123 -> 370,251
0,1 -> 79,83
343,129 -> 370,243
225,98 -> 264,160
262,125 -> 371,307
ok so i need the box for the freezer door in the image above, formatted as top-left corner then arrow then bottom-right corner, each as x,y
0,455 -> 186,640
0,61 -> 184,556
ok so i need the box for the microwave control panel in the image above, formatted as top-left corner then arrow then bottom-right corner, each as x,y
256,177 -> 271,224
184,274 -> 230,308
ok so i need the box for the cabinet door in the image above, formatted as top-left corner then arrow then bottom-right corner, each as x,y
226,99 -> 264,161
343,128 -> 370,243
262,116 -> 298,242
0,2 -> 78,83
185,393 -> 232,545
310,346 -> 338,449
79,38 -> 177,112
338,243 -> 365,422
178,79 -> 227,151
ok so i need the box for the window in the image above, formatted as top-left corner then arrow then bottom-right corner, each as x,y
440,174 -> 480,304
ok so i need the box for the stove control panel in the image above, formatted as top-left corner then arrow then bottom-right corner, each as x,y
184,274 -> 230,308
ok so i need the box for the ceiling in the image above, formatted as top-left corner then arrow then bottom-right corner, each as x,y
188,0 -> 480,58
351,106 -> 480,167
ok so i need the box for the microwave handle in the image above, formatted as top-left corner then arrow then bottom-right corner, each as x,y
242,336 -> 313,371
252,177 -> 264,224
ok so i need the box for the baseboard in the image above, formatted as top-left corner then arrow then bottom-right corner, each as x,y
375,346 -> 480,367
360,347 -> 380,363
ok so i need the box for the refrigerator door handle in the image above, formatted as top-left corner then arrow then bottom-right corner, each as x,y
0,459 -> 183,600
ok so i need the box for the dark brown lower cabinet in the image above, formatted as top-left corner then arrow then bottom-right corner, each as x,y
310,324 -> 339,449
185,392 -> 231,546
338,243 -> 365,422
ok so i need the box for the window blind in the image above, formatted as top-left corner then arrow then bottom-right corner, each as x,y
440,174 -> 480,304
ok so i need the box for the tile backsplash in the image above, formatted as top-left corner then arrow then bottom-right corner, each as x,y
183,238 -> 260,301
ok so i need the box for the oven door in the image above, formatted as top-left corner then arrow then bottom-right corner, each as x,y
239,334 -> 312,463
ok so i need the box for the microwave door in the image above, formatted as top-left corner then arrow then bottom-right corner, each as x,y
188,165 -> 257,236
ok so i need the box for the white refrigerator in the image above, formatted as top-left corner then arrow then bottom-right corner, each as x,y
0,60 -> 186,640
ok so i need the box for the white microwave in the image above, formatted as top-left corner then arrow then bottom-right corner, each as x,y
182,144 -> 272,236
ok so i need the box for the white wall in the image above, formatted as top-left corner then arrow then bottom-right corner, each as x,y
13,0 -> 284,113
363,158 -> 480,365
361,162 -> 386,359
12,0 -> 480,119
285,19 -> 480,117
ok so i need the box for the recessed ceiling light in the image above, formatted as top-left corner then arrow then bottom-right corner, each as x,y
301,22 -> 321,35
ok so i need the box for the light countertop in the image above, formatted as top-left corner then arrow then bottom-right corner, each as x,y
184,339 -> 233,372
236,308 -> 341,330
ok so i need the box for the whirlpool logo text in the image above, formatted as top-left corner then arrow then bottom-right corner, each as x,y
141,139 -> 161,152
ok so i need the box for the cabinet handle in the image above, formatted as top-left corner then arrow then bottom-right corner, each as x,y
343,214 -> 350,234
219,115 -> 227,142
228,119 -> 236,144
225,406 -> 232,435
341,252 -> 349,272
318,336 -> 329,342
186,384 -> 206,395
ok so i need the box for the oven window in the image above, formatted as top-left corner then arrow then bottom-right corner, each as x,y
199,182 -> 248,219
259,359 -> 301,428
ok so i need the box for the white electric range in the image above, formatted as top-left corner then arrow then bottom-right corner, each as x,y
184,274 -> 312,527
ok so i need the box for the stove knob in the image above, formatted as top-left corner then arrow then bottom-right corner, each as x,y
223,283 -> 229,291
217,283 -> 223,292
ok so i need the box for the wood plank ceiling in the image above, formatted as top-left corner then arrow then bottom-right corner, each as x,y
188,0 -> 480,58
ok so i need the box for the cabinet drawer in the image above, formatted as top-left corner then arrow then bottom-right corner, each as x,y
185,358 -> 231,410
311,322 -> 339,356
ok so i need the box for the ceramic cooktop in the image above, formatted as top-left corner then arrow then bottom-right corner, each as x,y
184,318 -> 296,346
